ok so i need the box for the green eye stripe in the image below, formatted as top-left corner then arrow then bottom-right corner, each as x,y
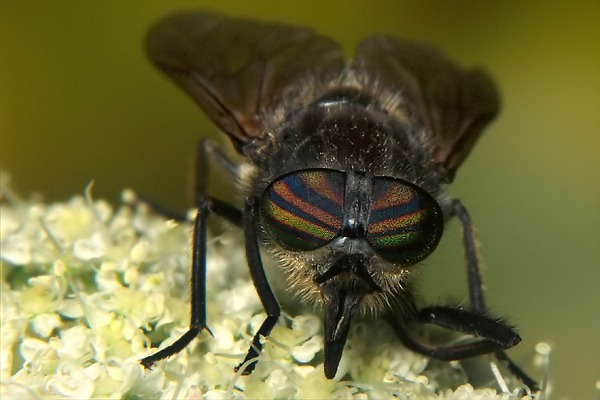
262,199 -> 340,244
369,231 -> 424,247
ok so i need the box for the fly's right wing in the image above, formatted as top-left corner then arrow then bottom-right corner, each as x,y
146,11 -> 345,152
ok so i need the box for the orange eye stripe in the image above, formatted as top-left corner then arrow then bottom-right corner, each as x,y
367,210 -> 425,234
272,180 -> 342,228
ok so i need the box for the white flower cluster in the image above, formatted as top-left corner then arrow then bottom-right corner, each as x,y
0,183 -> 538,399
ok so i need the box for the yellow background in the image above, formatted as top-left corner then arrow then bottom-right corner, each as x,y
2,1 -> 598,398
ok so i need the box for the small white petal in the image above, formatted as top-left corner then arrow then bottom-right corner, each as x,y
54,326 -> 91,359
93,199 -> 113,223
31,313 -> 62,337
292,314 -> 321,338
1,233 -> 31,265
130,240 -> 149,263
20,337 -> 49,362
212,324 -> 235,350
57,299 -> 84,319
47,361 -> 95,399
73,232 -> 107,260
292,335 -> 322,363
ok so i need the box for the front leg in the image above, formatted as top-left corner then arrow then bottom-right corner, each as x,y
451,199 -> 539,390
235,196 -> 281,375
140,197 -> 242,368
392,305 -> 521,362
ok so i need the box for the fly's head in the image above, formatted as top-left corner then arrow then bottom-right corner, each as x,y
258,166 -> 445,308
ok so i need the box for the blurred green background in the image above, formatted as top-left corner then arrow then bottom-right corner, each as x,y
1,1 -> 598,398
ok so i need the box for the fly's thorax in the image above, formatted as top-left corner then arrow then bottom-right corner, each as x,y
243,89 -> 447,199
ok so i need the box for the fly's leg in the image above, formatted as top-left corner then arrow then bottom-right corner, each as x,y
451,199 -> 539,391
392,305 -> 521,360
140,197 -> 242,368
234,196 -> 281,375
140,139 -> 242,367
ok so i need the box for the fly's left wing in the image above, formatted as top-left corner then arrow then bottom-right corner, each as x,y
355,36 -> 500,180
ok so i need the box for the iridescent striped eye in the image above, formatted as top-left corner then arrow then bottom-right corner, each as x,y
366,178 -> 443,264
260,169 -> 345,251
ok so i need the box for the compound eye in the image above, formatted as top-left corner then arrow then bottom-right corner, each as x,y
260,169 -> 345,251
366,178 -> 443,265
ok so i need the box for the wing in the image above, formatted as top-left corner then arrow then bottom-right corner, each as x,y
146,11 -> 345,153
355,36 -> 500,180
